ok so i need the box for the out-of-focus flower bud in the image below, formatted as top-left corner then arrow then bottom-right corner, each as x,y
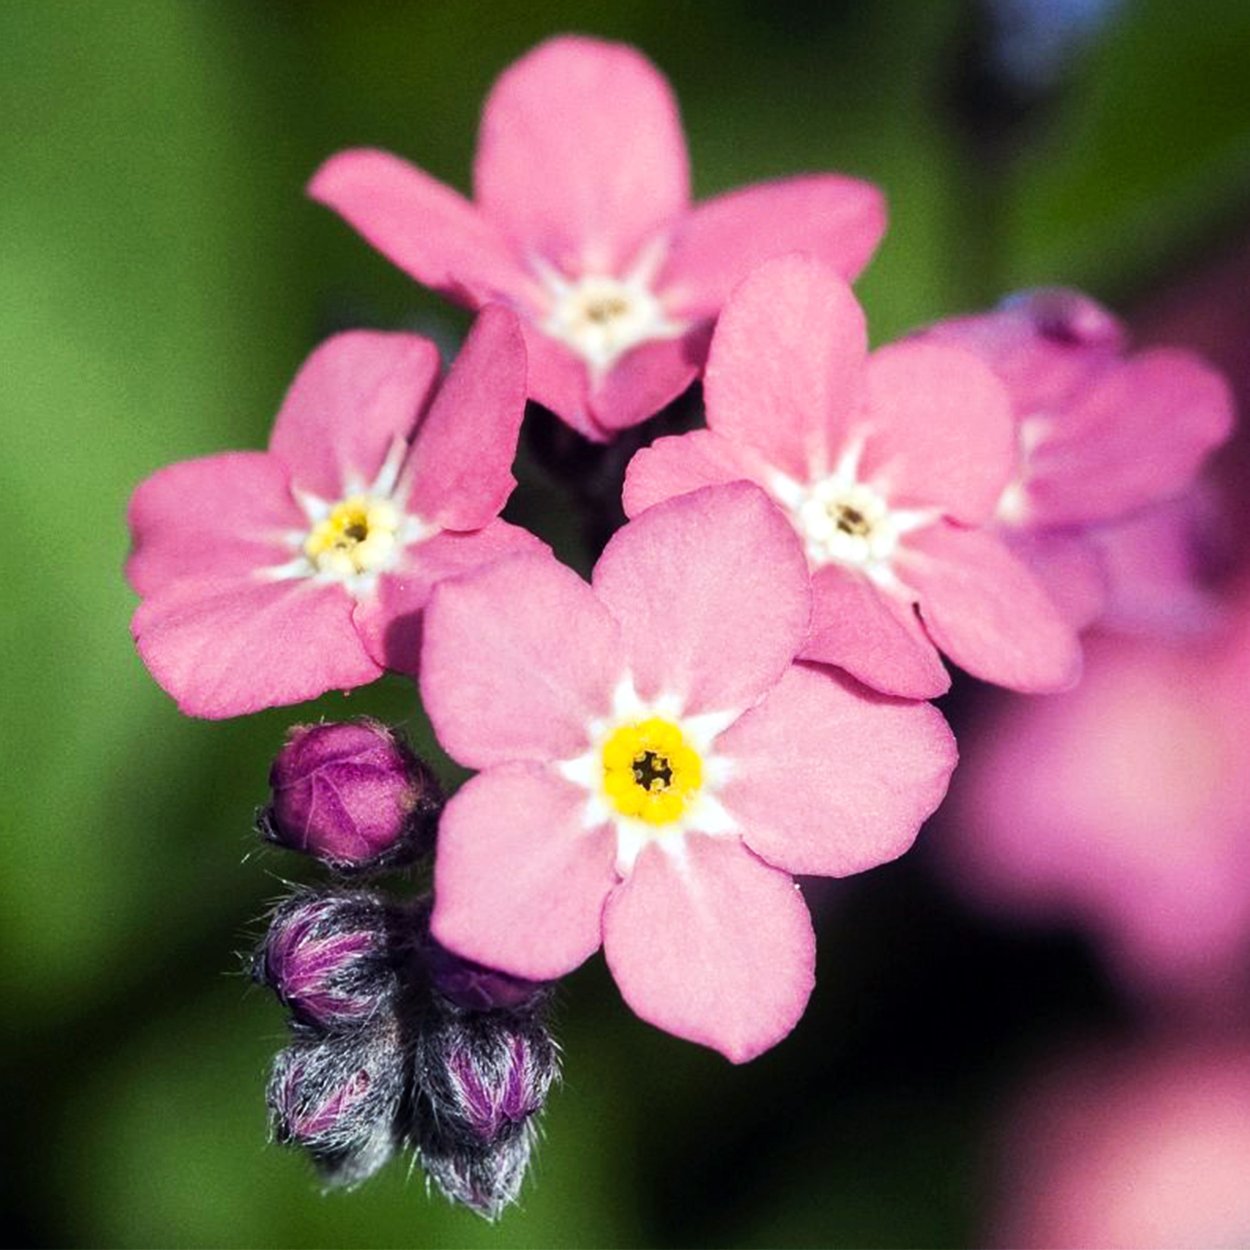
267,1025 -> 406,1190
415,1006 -> 559,1149
254,890 -> 396,1031
417,1128 -> 535,1223
1000,287 -> 1125,349
258,718 -> 442,874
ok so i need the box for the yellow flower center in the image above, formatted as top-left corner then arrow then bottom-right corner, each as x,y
304,495 -> 400,578
601,716 -> 703,826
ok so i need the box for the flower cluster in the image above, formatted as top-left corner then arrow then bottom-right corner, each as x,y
125,33 -> 1235,1216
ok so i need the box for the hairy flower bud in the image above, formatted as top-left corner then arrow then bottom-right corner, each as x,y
267,1026 -> 406,1189
415,1006 -> 559,1150
417,1127 -> 536,1222
254,890 -> 396,1031
258,718 -> 441,874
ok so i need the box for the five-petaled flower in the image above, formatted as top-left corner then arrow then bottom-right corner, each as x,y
625,254 -> 1085,699
421,482 -> 957,1062
127,307 -> 541,718
309,35 -> 885,441
913,288 -> 1234,633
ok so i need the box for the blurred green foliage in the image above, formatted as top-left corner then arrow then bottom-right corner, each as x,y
3,0 -> 1249,1245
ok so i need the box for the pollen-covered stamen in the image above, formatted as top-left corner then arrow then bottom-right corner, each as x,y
304,495 -> 401,578
534,249 -> 686,375
601,716 -> 703,826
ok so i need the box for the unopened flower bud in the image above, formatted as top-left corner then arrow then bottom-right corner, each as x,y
267,1025 -> 406,1189
417,1127 -> 535,1222
254,890 -> 396,1031
405,896 -> 550,1013
425,937 -> 549,1015
414,1007 -> 559,1150
258,718 -> 441,874
1001,287 -> 1125,350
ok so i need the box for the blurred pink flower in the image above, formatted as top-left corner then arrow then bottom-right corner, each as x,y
421,482 -> 956,1062
942,597 -> 1250,1004
310,35 -> 884,441
988,1037 -> 1250,1249
127,308 -> 540,718
625,254 -> 1082,699
918,288 -> 1234,634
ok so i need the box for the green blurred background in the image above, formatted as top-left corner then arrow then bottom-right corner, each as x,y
3,1 -> 1250,1245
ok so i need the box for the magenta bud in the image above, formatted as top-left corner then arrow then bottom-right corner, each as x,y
255,890 -> 396,1031
1000,287 -> 1126,350
425,940 -> 549,1014
414,1009 -> 559,1151
267,1026 -> 406,1189
405,897 -> 549,1013
259,718 -> 441,874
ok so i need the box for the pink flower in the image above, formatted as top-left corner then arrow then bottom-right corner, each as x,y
420,482 -> 957,1062
940,599 -> 1250,1005
916,288 -> 1234,632
309,35 -> 885,442
625,254 -> 1082,699
988,1038 -> 1250,1249
127,308 -> 541,719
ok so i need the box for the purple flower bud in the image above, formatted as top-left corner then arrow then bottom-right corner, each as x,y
424,938 -> 550,1014
417,1128 -> 535,1222
414,1008 -> 559,1150
406,896 -> 550,1013
1000,287 -> 1125,349
254,890 -> 396,1031
258,719 -> 441,874
267,1025 -> 406,1189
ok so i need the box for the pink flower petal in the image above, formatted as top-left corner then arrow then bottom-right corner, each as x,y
592,483 -> 811,714
918,290 -> 1124,416
660,175 -> 886,319
1092,497 -> 1222,639
132,576 -> 380,719
717,664 -> 957,877
420,551 -> 620,768
1027,348 -> 1234,527
525,321 -> 709,441
518,321 -> 609,442
125,452 -> 304,597
353,521 -> 547,675
401,307 -> 527,530
602,836 -> 815,1062
431,762 -> 618,981
903,522 -> 1083,693
268,331 -> 442,501
801,567 -> 950,699
622,428 -> 763,518
473,35 -> 689,274
704,254 -> 867,482
587,326 -> 709,432
858,341 -> 1016,524
1006,529 -> 1109,632
308,148 -> 535,307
